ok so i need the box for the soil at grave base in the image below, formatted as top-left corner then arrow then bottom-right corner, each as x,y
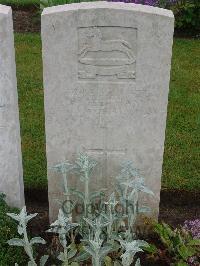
12,6 -> 40,33
25,189 -> 200,266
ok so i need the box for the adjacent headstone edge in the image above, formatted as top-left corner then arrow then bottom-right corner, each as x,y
0,4 -> 11,15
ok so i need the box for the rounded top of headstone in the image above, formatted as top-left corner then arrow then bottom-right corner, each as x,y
42,1 -> 173,18
0,4 -> 11,15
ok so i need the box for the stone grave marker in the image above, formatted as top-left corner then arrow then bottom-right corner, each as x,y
0,5 -> 24,208
42,2 -> 174,221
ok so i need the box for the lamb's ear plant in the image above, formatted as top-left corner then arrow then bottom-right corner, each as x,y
51,161 -> 75,216
116,161 -> 154,235
7,206 -> 48,266
102,192 -> 125,243
70,153 -> 105,217
6,154 -> 155,264
51,161 -> 74,196
82,215 -> 113,266
47,209 -> 79,265
118,239 -> 149,266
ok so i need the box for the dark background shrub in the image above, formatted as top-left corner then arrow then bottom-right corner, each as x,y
110,0 -> 200,32
169,0 -> 200,31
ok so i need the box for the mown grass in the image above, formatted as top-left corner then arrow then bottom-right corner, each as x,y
15,34 -> 47,189
162,38 -> 200,190
14,33 -> 200,190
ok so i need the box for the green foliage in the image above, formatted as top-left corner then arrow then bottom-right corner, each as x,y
80,215 -> 113,266
51,154 -> 152,265
150,222 -> 200,265
102,193 -> 120,240
134,0 -> 200,31
54,153 -> 105,218
40,0 -> 96,10
7,154 -> 153,265
7,206 -> 48,265
40,0 -> 69,9
74,153 -> 103,217
47,209 -> 79,265
116,161 -> 154,235
170,0 -> 200,30
51,161 -> 74,195
119,240 -> 148,266
0,0 -> 39,7
0,194 -> 27,265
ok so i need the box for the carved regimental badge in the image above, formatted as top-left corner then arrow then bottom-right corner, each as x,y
78,26 -> 137,81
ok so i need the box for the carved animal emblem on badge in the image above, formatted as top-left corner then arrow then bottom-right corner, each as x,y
78,27 -> 137,81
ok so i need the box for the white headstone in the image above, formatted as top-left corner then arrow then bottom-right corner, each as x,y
0,5 -> 24,208
42,2 -> 174,221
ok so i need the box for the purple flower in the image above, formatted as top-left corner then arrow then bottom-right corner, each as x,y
108,0 -> 178,7
108,0 -> 159,6
183,219 -> 200,239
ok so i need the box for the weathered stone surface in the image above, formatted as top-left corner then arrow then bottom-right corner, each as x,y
42,2 -> 174,221
0,5 -> 24,207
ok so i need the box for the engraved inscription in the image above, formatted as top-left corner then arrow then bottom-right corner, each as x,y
68,87 -> 140,128
78,26 -> 137,81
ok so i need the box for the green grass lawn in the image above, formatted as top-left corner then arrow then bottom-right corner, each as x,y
15,34 -> 47,188
15,33 -> 200,191
162,38 -> 200,190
